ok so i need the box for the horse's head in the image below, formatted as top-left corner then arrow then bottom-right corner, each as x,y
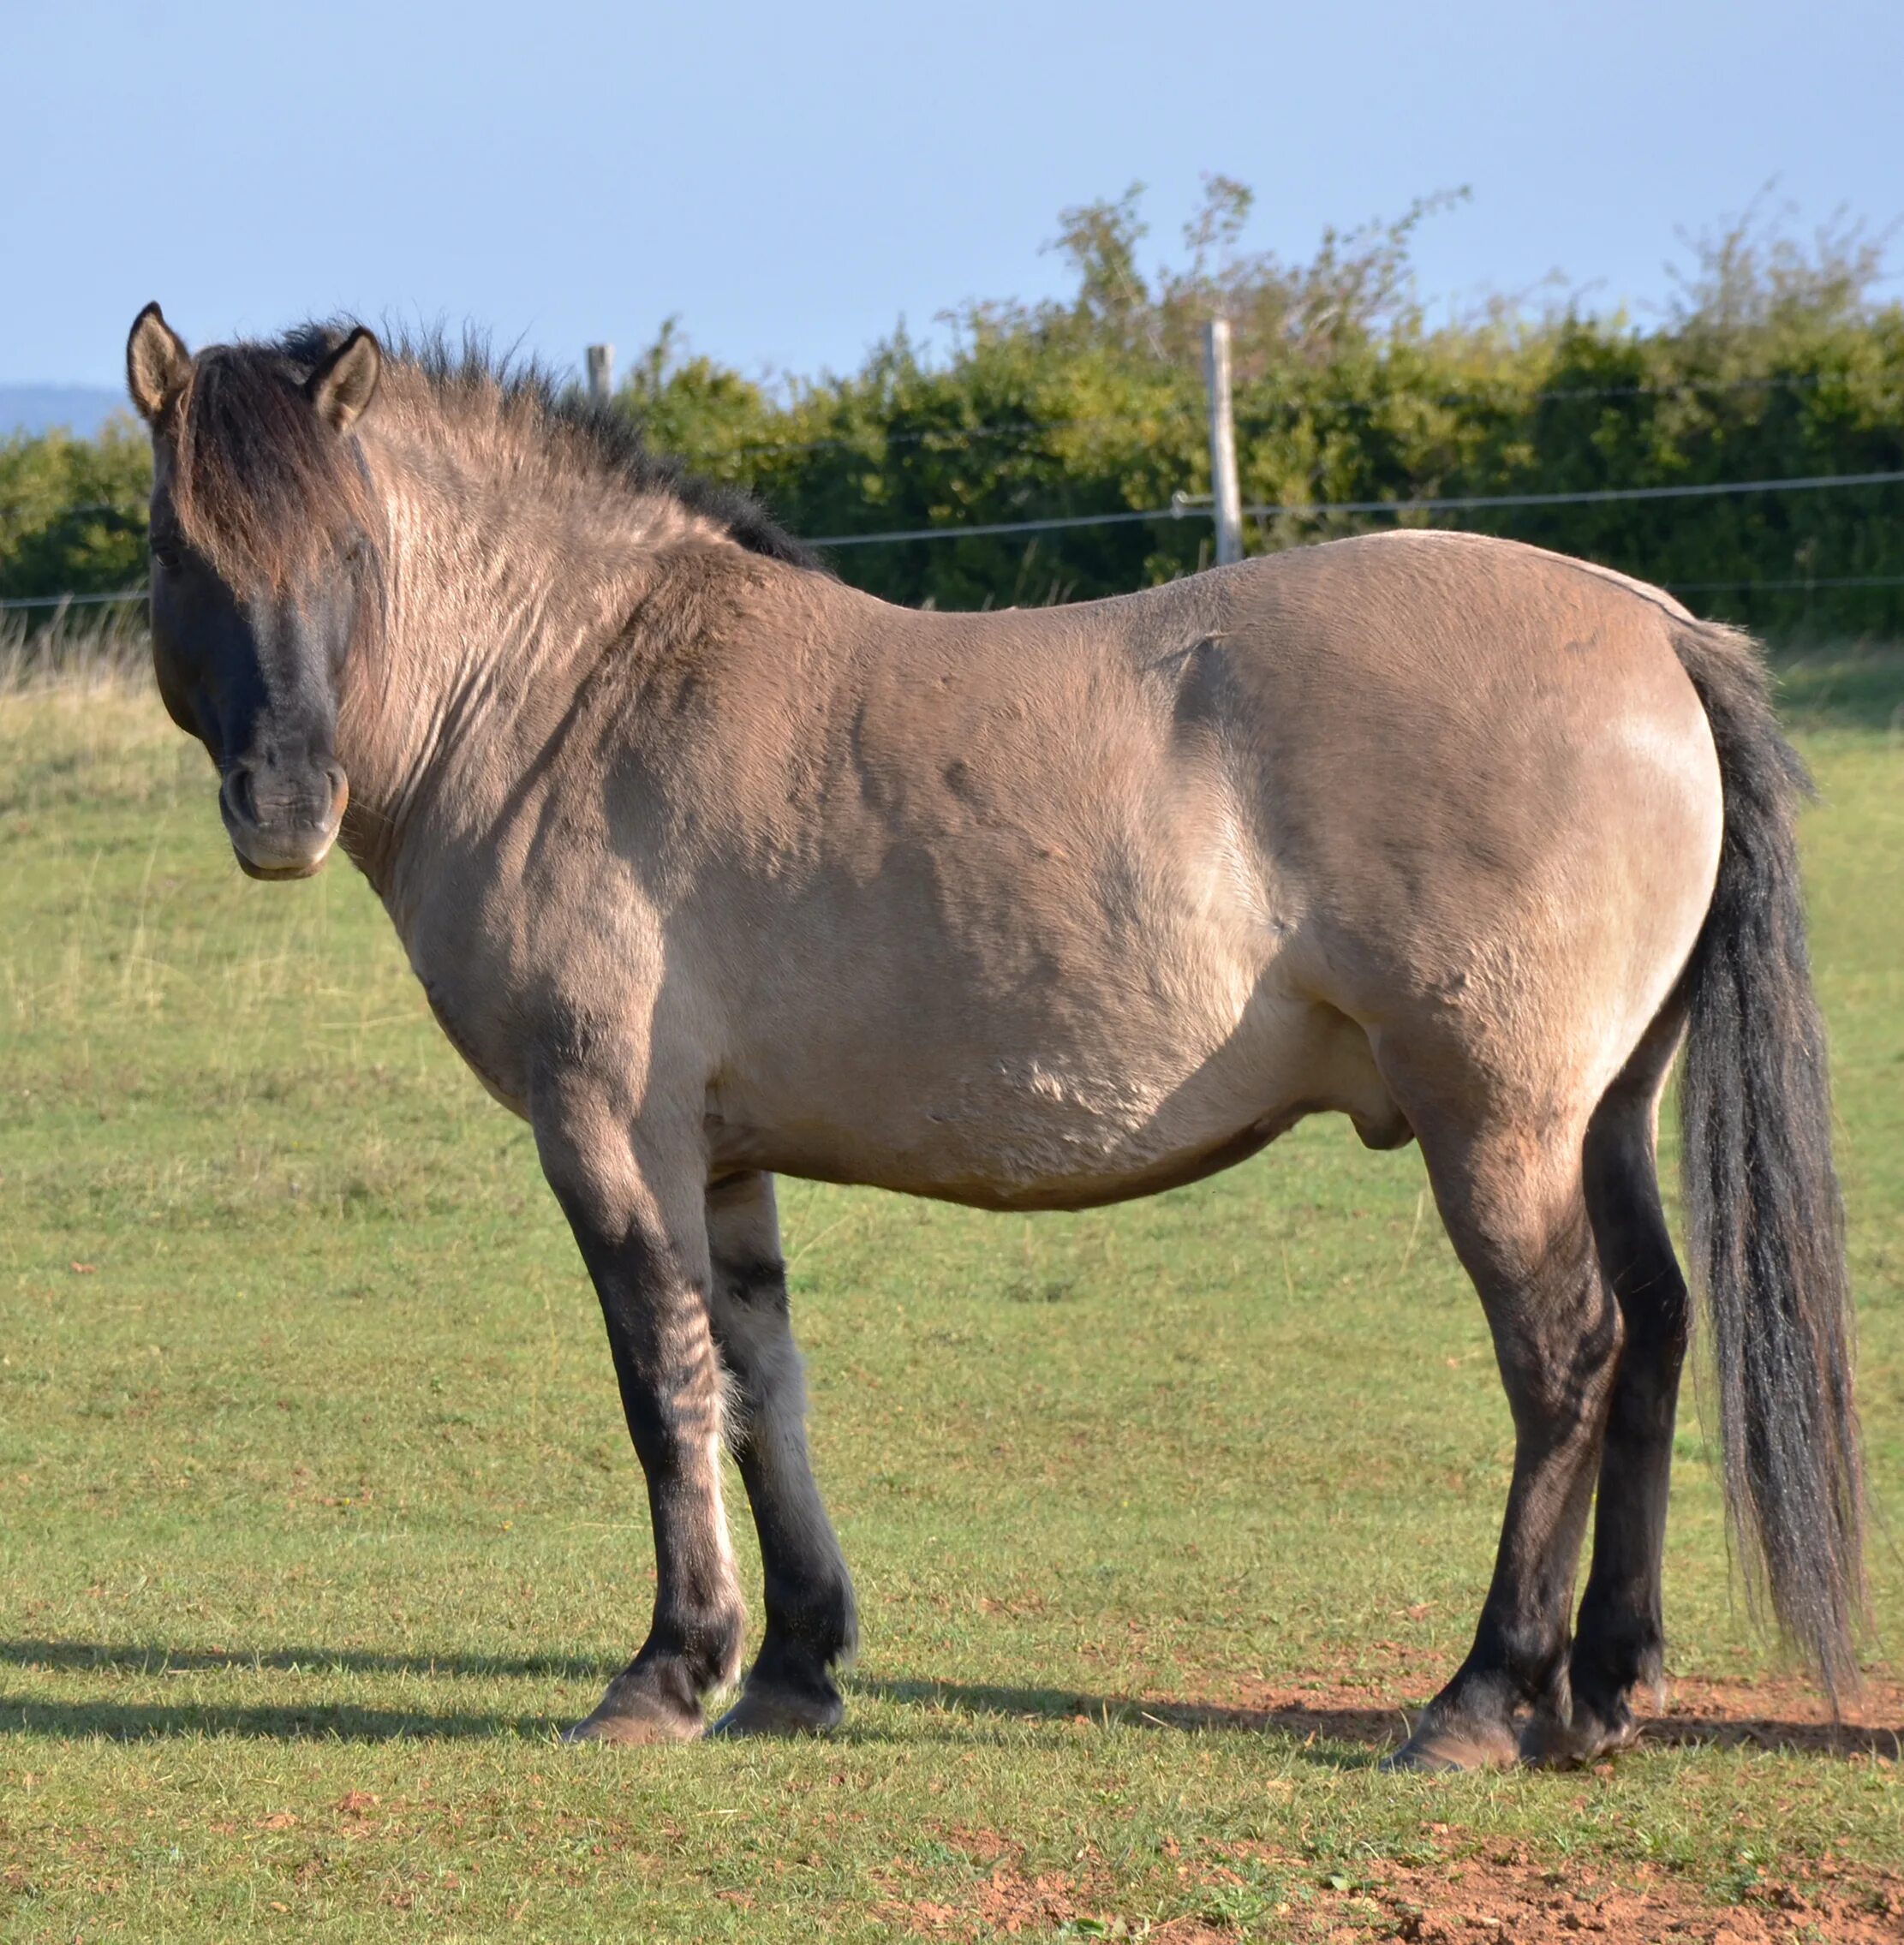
126,304 -> 382,880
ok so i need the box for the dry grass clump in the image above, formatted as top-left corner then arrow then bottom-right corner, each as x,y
0,603 -> 151,694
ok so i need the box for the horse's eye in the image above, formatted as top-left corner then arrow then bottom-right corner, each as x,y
151,538 -> 182,572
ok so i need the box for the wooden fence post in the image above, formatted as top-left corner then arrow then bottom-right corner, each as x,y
585,344 -> 614,404
1203,318 -> 1244,566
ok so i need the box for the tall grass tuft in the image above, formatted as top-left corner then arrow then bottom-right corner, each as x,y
0,602 -> 152,693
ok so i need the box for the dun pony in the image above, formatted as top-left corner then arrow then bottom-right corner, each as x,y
122,303 -> 1861,1766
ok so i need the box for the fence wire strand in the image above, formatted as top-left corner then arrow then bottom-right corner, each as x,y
7,462 -> 1904,607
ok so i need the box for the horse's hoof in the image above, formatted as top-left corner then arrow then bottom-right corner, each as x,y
1382,1721 -> 1519,1773
708,1683 -> 844,1739
562,1694 -> 704,1746
1519,1703 -> 1638,1769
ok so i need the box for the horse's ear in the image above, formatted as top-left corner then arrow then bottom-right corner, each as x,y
306,327 -> 382,434
127,302 -> 191,426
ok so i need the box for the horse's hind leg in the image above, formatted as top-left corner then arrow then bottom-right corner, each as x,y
701,1172 -> 858,1737
1525,1016 -> 1690,1764
1385,1087 -> 1623,1771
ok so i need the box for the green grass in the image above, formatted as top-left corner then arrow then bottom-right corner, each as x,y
1,661 -> 1900,1942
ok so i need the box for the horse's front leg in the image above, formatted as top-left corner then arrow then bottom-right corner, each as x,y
701,1171 -> 857,1737
535,1077 -> 743,1745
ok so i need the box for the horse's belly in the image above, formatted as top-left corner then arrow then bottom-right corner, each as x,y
711,1077 -> 1275,1209
707,971 -> 1396,1209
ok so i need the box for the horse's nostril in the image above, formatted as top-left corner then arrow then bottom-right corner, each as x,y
225,766 -> 257,826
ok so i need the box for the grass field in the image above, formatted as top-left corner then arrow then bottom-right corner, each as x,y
1,646 -> 1901,1942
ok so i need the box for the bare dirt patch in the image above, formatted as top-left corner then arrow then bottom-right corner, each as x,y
1639,1674 -> 1904,1759
1327,1850 -> 1904,1943
891,1837 -> 1904,1942
881,1679 -> 1901,1939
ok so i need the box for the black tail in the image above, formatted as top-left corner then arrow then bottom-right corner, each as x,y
1671,617 -> 1864,1696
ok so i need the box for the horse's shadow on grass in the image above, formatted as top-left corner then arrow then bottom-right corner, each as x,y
0,1638 -> 606,1681
862,1678 -> 1407,1766
868,1678 -> 1904,1762
0,1638 -> 594,1744
1,1642 -> 1896,1758
0,1696 -> 554,1742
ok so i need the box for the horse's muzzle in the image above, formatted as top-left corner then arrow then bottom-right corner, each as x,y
220,759 -> 349,880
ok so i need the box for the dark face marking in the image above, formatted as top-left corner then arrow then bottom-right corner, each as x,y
148,485 -> 357,880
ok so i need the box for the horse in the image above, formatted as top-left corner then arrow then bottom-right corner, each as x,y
122,304 -> 1862,1769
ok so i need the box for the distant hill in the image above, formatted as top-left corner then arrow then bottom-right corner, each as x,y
0,385 -> 129,439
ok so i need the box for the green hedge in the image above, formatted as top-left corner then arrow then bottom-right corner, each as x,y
0,420 -> 151,608
9,190 -> 1902,637
616,316 -> 1904,636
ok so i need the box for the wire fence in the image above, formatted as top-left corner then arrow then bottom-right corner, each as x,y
803,466 -> 1904,547
1,588 -> 147,610
9,462 -> 1904,610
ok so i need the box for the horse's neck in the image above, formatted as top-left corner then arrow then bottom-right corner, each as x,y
331,426 -> 729,901
334,441 -> 603,892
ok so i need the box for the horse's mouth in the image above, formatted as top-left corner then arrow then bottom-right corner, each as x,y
222,773 -> 348,881
233,847 -> 332,880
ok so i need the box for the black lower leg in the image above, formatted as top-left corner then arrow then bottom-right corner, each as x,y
1567,1119 -> 1690,1752
705,1178 -> 857,1734
1389,1158 -> 1620,1771
727,1288 -> 855,1707
552,1180 -> 745,1745
1404,1381 -> 1613,1769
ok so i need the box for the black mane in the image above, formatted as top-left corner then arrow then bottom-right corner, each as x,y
278,322 -> 821,572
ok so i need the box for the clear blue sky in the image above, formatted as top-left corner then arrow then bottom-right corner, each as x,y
3,0 -> 1900,391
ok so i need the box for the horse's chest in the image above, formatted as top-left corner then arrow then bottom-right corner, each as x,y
416,969 -> 530,1116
